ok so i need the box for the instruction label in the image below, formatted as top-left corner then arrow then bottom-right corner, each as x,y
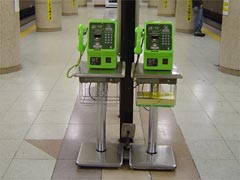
164,0 -> 168,8
186,0 -> 192,22
223,0 -> 229,15
48,0 -> 52,21
72,0 -> 75,7
14,0 -> 20,13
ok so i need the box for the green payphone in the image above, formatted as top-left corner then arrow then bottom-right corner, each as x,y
135,21 -> 174,70
78,19 -> 118,69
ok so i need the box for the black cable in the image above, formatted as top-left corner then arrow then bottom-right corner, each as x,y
141,84 -> 144,92
88,83 -> 96,101
133,84 -> 139,89
143,107 -> 150,111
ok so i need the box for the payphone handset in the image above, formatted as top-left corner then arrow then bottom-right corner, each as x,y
77,24 -> 88,55
134,26 -> 144,55
67,24 -> 88,78
87,19 -> 118,69
135,21 -> 174,71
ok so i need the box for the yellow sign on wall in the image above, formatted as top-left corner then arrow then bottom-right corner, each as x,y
186,0 -> 192,22
164,0 -> 168,8
223,0 -> 229,15
72,0 -> 75,7
48,0 -> 52,21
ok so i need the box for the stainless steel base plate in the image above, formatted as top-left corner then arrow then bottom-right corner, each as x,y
129,145 -> 176,170
76,143 -> 123,168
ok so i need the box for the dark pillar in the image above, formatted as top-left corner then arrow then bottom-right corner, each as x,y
120,0 -> 136,142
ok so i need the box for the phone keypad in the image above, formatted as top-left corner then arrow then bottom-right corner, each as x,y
161,34 -> 171,46
104,33 -> 113,45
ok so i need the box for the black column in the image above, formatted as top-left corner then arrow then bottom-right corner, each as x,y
120,0 -> 136,142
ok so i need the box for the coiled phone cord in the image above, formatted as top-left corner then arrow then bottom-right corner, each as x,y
66,54 -> 83,78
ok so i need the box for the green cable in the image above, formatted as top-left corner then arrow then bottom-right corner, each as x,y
66,54 -> 83,78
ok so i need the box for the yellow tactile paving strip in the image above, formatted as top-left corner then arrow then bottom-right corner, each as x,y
20,25 -> 36,39
202,27 -> 221,42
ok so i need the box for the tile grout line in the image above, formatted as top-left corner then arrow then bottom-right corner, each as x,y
1,48 -> 77,180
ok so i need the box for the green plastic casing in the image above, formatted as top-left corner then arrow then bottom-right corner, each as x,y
87,19 -> 118,69
144,21 -> 174,70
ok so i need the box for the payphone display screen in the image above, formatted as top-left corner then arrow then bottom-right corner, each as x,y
89,22 -> 115,50
146,24 -> 172,51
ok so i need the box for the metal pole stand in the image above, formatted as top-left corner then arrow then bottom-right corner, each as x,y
76,82 -> 123,168
129,106 -> 176,170
74,62 -> 125,168
130,64 -> 182,170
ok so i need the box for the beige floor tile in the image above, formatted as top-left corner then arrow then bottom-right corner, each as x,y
194,159 -> 240,180
0,140 -> 22,159
16,91 -> 49,104
0,111 -> 37,125
102,168 -> 151,180
216,124 -> 240,140
187,140 -> 234,160
207,111 -> 240,125
35,111 -> 71,124
226,141 -> 240,159
4,159 -> 56,179
52,160 -> 101,179
26,124 -> 68,140
151,158 -> 200,180
0,103 -> 12,113
0,125 -> 30,140
0,159 -> 12,178
173,100 -> 204,112
41,102 -> 74,112
174,111 -> 212,126
11,102 -> 43,114
179,124 -> 222,141
0,91 -> 22,104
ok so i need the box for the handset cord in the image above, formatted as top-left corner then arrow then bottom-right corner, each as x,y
66,26 -> 88,79
66,54 -> 83,78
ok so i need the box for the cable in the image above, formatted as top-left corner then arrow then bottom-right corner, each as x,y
88,83 -> 96,101
66,54 -> 83,78
133,84 -> 139,89
143,107 -> 150,111
141,84 -> 144,92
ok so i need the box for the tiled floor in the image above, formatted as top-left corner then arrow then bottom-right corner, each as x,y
0,1 -> 240,180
